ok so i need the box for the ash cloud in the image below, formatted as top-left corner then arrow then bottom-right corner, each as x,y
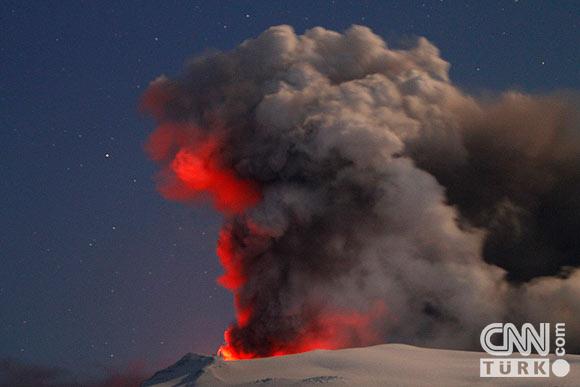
144,25 -> 580,355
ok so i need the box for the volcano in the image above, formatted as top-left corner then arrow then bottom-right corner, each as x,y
143,24 -> 580,360
143,344 -> 580,386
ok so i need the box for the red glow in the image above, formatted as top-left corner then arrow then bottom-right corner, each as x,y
215,228 -> 253,328
146,123 -> 261,215
172,145 -> 260,214
145,120 -> 386,362
217,301 -> 387,361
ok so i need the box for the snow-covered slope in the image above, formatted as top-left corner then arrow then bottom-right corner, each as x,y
142,344 -> 580,386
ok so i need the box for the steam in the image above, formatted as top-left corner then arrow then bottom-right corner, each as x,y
142,25 -> 580,357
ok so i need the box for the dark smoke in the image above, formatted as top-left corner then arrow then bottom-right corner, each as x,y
408,93 -> 580,282
143,25 -> 580,356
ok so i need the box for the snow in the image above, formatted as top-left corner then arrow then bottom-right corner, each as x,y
142,344 -> 580,386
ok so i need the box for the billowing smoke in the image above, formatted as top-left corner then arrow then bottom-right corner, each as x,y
142,25 -> 580,358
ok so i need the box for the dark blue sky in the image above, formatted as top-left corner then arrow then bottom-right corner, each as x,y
1,0 -> 578,383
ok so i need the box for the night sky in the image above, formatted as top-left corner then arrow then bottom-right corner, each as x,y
1,0 -> 578,384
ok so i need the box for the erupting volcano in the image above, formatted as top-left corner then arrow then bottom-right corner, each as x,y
144,120 -> 388,360
218,301 -> 388,360
143,25 -> 580,361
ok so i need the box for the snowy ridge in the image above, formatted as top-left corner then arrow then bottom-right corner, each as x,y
142,344 -> 580,386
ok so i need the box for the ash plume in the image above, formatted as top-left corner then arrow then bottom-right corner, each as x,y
142,25 -> 580,357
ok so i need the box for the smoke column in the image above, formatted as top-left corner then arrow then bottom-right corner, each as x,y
142,25 -> 580,359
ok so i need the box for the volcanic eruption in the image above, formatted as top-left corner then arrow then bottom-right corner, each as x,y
142,25 -> 580,360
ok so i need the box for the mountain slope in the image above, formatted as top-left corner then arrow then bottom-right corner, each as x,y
142,344 -> 579,386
